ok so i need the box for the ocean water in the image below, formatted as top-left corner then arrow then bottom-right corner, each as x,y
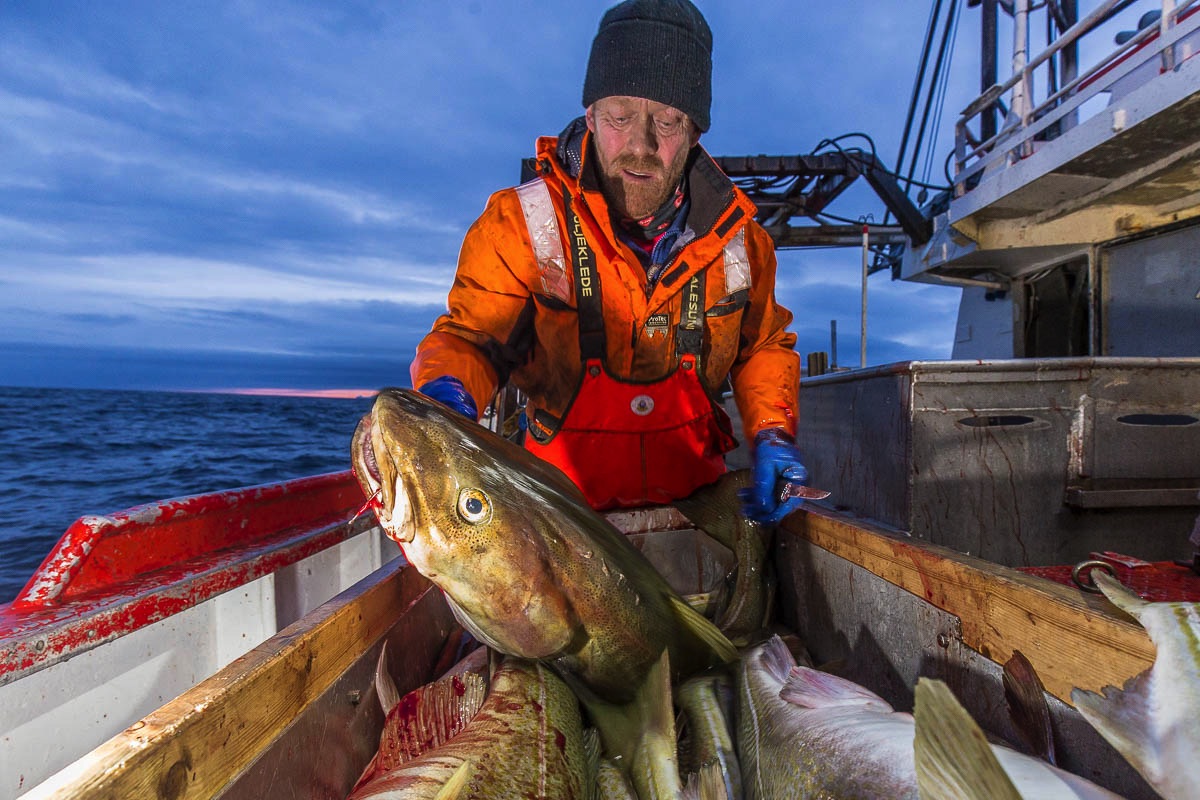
0,386 -> 376,604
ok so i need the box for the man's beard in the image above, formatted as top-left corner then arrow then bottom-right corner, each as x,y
599,146 -> 691,221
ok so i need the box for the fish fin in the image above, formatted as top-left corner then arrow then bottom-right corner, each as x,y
1071,670 -> 1161,786
781,665 -> 893,713
1002,649 -> 1056,765
763,626 -> 815,668
432,760 -> 474,799
378,670 -> 488,768
583,728 -> 602,800
757,634 -> 797,682
914,678 -> 1023,800
1073,570 -> 1160,783
1093,571 -> 1150,620
682,762 -> 730,800
670,594 -> 738,665
374,641 -> 401,715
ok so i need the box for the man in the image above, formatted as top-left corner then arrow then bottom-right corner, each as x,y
411,0 -> 806,524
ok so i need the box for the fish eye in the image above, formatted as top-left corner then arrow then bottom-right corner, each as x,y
457,488 -> 491,524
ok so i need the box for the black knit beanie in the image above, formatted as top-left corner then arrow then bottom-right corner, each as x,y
582,0 -> 713,132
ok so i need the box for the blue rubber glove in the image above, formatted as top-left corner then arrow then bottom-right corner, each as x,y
417,376 -> 478,420
739,427 -> 810,524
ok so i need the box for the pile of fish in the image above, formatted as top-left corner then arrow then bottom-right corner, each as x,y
349,388 -> 1199,799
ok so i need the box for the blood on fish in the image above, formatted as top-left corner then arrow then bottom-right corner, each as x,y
351,488 -> 383,522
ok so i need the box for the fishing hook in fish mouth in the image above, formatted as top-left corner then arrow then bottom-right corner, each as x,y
351,488 -> 383,523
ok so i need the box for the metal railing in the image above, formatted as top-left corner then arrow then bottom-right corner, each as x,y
954,0 -> 1199,193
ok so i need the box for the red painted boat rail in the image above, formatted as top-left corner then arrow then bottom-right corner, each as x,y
0,470 -> 372,684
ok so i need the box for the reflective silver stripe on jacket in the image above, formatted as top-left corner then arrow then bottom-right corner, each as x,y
723,228 -> 751,295
516,177 -> 751,301
515,178 -> 570,302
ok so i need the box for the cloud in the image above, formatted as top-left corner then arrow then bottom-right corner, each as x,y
4,251 -> 453,305
0,1 -> 975,392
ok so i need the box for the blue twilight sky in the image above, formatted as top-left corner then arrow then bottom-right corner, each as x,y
0,0 -> 1089,393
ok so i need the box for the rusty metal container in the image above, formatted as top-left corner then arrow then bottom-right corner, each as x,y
796,358 -> 1200,566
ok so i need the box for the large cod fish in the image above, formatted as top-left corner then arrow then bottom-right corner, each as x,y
736,636 -> 1124,800
1071,571 -> 1200,800
351,388 -> 737,798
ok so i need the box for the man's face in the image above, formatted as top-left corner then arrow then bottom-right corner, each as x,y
586,96 -> 699,221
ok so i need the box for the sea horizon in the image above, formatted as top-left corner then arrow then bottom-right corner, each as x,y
0,385 -> 376,603
0,383 -> 386,399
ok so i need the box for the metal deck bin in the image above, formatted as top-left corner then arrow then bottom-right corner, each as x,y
796,358 -> 1200,567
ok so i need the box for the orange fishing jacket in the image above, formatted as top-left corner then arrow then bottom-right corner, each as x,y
411,121 -> 799,443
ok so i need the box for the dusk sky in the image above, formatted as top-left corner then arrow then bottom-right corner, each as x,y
1,1 -> 1132,394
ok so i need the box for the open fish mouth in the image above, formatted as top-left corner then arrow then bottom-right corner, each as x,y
351,413 -> 384,494
358,416 -> 383,485
351,413 -> 416,543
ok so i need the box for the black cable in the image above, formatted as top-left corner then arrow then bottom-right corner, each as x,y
813,132 -> 879,163
895,0 -> 946,178
905,0 -> 961,196
921,0 -> 962,187
817,135 -> 949,191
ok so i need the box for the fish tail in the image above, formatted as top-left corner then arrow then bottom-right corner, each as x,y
1002,649 -> 1056,765
374,641 -> 401,714
682,762 -> 731,800
1092,571 -> 1150,619
913,678 -> 1023,800
1071,672 -> 1160,788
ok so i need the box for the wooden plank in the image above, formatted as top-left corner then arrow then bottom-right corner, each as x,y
786,508 -> 1155,704
25,559 -> 432,800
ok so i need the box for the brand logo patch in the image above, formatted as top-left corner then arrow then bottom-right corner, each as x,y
644,313 -> 670,339
630,395 -> 655,416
